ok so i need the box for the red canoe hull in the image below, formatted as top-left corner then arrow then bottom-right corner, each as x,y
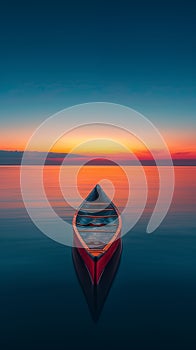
74,233 -> 121,285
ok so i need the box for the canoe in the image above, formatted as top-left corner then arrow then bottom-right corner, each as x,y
72,238 -> 122,321
72,184 -> 122,285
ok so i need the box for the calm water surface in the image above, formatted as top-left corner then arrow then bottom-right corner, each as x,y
0,166 -> 196,349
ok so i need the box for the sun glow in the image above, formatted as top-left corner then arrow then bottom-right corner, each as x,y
50,124 -> 148,156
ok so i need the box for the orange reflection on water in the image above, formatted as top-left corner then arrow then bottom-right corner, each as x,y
0,166 -> 195,225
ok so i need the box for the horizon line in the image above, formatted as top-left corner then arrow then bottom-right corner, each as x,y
0,150 -> 196,166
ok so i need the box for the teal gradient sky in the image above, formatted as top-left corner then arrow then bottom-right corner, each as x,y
0,0 -> 195,154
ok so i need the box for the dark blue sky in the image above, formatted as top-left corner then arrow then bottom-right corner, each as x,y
0,0 -> 195,149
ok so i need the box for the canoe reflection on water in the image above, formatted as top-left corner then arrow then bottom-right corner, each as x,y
72,238 -> 122,321
72,184 -> 122,320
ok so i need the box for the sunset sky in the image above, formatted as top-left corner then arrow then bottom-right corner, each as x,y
0,1 -> 195,159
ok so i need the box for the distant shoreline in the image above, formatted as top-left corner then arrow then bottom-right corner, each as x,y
0,150 -> 196,166
1,162 -> 196,167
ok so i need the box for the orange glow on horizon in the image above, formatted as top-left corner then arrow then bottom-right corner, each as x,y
0,123 -> 196,160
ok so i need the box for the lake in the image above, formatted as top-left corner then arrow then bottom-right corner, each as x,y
0,166 -> 196,350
